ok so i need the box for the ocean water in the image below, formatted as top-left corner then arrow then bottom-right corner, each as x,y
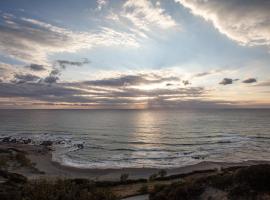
0,109 -> 270,169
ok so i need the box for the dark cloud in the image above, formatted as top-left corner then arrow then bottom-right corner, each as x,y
0,82 -> 86,100
84,74 -> 180,87
242,78 -> 257,84
12,73 -> 40,84
50,69 -> 61,76
219,78 -> 238,85
182,80 -> 191,86
44,76 -> 59,84
25,64 -> 46,71
56,59 -> 90,69
41,68 -> 61,84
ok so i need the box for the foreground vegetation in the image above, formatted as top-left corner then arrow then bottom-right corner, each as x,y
0,170 -> 117,200
149,164 -> 270,200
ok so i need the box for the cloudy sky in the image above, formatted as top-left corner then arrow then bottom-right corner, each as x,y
0,0 -> 270,109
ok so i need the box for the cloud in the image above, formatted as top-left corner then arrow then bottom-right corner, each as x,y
41,68 -> 61,84
56,58 -> 90,69
104,0 -> 179,41
121,0 -> 177,32
242,78 -> 257,84
96,0 -> 108,10
219,78 -> 238,85
0,80 -> 206,106
83,74 -> 180,87
182,80 -> 191,86
12,73 -> 40,84
194,69 -> 223,77
254,80 -> 270,87
25,64 -> 46,71
0,14 -> 139,64
176,0 -> 270,46
0,82 -> 86,100
43,76 -> 59,84
0,70 -> 215,108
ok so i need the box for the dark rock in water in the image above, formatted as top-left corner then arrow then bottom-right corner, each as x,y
40,141 -> 53,146
192,155 -> 206,160
77,144 -> 84,149
23,139 -> 32,144
10,139 -> 17,143
2,137 -> 11,143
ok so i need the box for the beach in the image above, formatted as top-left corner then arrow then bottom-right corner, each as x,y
2,142 -> 270,181
2,142 -> 270,199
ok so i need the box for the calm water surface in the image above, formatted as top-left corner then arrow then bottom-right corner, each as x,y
0,109 -> 270,169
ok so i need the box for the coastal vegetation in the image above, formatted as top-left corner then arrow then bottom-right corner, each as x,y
149,165 -> 270,200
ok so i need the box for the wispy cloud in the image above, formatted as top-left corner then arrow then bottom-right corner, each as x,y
122,0 -> 177,32
83,74 -> 180,87
56,58 -> 90,69
194,69 -> 223,78
254,80 -> 270,87
0,14 -> 139,64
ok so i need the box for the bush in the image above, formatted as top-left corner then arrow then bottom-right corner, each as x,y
149,174 -> 157,181
0,157 -> 8,170
138,184 -> 148,194
15,152 -> 32,167
158,170 -> 167,178
22,178 -> 117,200
120,173 -> 129,183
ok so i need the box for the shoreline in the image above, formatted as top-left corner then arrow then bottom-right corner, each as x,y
2,143 -> 270,199
1,143 -> 270,181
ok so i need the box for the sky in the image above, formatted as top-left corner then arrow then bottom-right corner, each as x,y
0,0 -> 270,109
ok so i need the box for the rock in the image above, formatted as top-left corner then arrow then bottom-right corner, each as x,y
2,137 -> 10,143
40,141 -> 53,146
10,139 -> 17,143
77,144 -> 84,149
192,155 -> 206,160
23,139 -> 32,144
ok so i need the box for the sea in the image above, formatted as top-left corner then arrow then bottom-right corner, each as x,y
0,109 -> 270,169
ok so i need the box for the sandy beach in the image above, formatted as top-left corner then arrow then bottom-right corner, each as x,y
2,142 -> 270,181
